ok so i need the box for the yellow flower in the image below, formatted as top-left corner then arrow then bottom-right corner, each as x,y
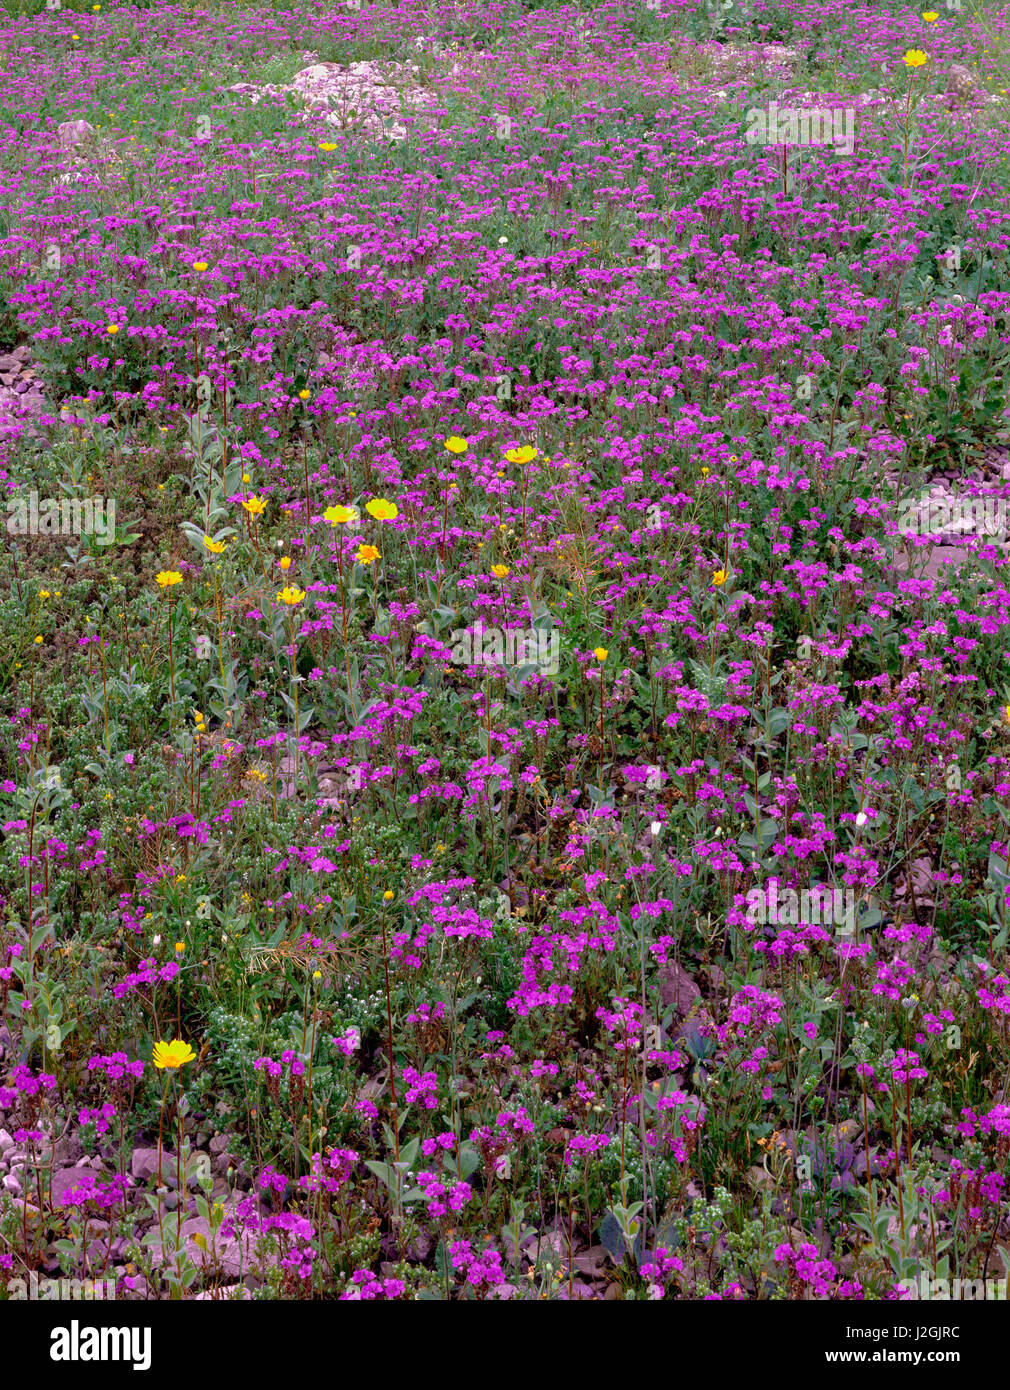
444,435 -> 468,455
153,1039 -> 196,1070
192,261 -> 209,272
505,445 -> 538,466
278,556 -> 291,570
1004,705 -> 1010,725
593,646 -> 608,662
155,570 -> 183,588
203,536 -> 226,553
356,543 -> 380,565
713,569 -> 728,587
241,495 -> 266,516
904,49 -> 928,66
34,635 -> 43,645
383,889 -> 394,901
242,472 -> 250,484
323,503 -> 358,525
38,590 -> 50,599
365,498 -> 398,521
313,969 -> 322,980
175,941 -> 185,954
318,142 -> 337,151
922,10 -> 939,20
276,586 -> 306,606
298,389 -> 311,401
491,564 -> 510,579
106,324 -> 119,334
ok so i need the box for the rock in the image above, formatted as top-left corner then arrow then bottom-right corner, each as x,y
658,959 -> 702,1017
573,1245 -> 611,1277
226,60 -> 438,144
0,1129 -> 14,1155
56,119 -> 96,151
209,1134 -> 230,1156
891,543 -> 975,581
748,1164 -> 775,1189
893,856 -> 936,912
946,64 -> 979,101
558,1280 -> 594,1298
407,1230 -> 432,1263
830,1119 -> 861,1144
47,1167 -> 98,1208
145,1210 -> 257,1278
130,1148 -> 175,1184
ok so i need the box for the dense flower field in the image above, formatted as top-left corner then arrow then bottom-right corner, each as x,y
1,0 -> 1010,1308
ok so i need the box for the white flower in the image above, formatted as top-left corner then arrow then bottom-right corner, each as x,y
152,934 -> 161,946
498,236 -> 508,245
855,811 -> 867,827
650,820 -> 662,837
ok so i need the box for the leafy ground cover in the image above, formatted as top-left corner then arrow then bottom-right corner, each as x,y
1,0 -> 1010,1304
